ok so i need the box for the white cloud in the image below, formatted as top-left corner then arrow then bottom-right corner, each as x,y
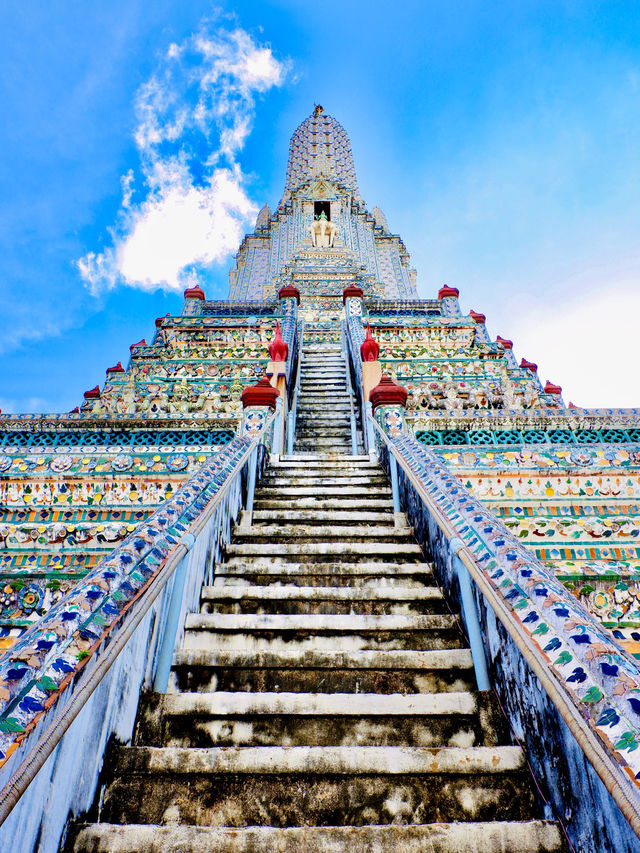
78,22 -> 289,295
490,284 -> 640,409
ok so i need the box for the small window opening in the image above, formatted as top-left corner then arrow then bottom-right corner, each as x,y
314,201 -> 331,221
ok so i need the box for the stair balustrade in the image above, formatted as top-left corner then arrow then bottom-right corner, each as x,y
0,415 -> 277,853
369,414 -> 640,853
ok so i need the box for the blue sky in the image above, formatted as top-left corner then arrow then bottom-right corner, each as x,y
0,0 -> 638,412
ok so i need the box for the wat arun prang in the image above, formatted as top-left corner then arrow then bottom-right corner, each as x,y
0,105 -> 638,655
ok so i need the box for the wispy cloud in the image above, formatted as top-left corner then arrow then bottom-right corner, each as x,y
78,22 -> 289,294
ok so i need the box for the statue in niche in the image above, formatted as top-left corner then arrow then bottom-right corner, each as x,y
308,210 -> 337,248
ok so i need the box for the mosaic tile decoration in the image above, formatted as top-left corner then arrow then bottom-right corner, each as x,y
392,433 -> 640,788
0,437 -> 250,767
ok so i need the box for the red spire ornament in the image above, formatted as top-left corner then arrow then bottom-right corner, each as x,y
438,285 -> 459,299
360,322 -> 380,362
343,284 -> 364,304
278,285 -> 300,304
544,381 -> 562,395
241,375 -> 280,410
496,336 -> 513,350
268,320 -> 289,362
369,374 -> 408,412
520,358 -> 538,373
469,309 -> 486,324
184,284 -> 205,300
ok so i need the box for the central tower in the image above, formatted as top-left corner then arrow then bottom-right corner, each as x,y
228,106 -> 418,302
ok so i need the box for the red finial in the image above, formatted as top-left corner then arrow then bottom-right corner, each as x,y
438,285 -> 460,299
360,322 -> 380,362
241,375 -> 280,410
84,386 -> 100,399
520,358 -> 538,373
278,285 -> 301,305
70,406 -> 79,414
184,284 -> 205,300
106,362 -> 124,374
496,336 -> 513,350
268,320 -> 289,362
155,313 -> 171,328
343,284 -> 364,304
130,339 -> 146,353
469,309 -> 486,324
544,381 -> 562,395
369,374 -> 409,412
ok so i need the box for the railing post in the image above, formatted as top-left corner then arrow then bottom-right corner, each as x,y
286,409 -> 295,455
389,453 -> 401,513
450,537 -> 490,691
245,446 -> 258,524
152,531 -> 195,693
365,401 -> 375,457
272,396 -> 284,458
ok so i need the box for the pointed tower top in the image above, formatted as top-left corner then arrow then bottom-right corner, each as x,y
282,108 -> 361,204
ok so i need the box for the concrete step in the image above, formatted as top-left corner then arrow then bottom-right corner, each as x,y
199,583 -> 445,615
138,704 -> 482,749
182,614 -> 462,653
201,585 -> 441,603
185,613 -> 457,632
232,525 -> 412,542
261,475 -> 388,487
294,438 -> 358,448
257,483 -> 390,496
72,821 -> 564,853
159,690 -> 477,717
253,498 -> 395,511
225,541 -> 421,559
250,509 -> 393,523
98,745 -> 534,827
220,559 -> 431,576
274,456 -> 373,466
168,650 -> 474,695
169,648 -> 475,695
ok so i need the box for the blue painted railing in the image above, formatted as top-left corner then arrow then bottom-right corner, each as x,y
369,423 -> 640,852
0,415 -> 276,853
343,312 -> 640,850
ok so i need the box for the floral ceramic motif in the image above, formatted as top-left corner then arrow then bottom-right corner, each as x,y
112,454 -> 134,471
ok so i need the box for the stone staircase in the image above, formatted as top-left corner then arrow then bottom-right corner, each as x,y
295,334 -> 361,454
69,450 -> 563,851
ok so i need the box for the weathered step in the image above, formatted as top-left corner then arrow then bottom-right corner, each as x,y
220,559 -> 432,581
295,430 -> 353,440
199,583 -> 444,615
232,525 -> 412,543
140,703 -> 482,749
274,457 -> 375,467
183,617 -> 462,652
169,647 -> 475,694
263,474 -> 387,486
257,486 -> 392,497
225,541 -> 421,560
253,498 -> 394,511
251,509 -> 393,523
99,745 -> 533,827
138,692 -> 482,749
160,691 -> 477,717
72,820 -> 564,853
185,613 -> 456,632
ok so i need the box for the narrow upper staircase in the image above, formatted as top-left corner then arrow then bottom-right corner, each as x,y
69,346 -> 563,853
295,332 -> 361,454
